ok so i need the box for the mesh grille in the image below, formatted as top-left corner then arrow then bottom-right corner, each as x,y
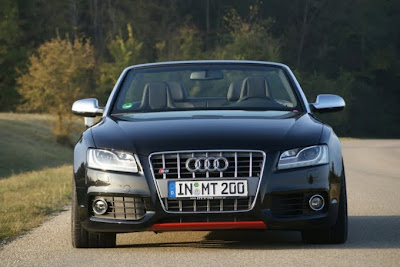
150,150 -> 265,213
270,192 -> 328,218
164,197 -> 253,212
92,196 -> 147,220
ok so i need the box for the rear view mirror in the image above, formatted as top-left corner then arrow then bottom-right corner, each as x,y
190,70 -> 223,80
310,94 -> 345,113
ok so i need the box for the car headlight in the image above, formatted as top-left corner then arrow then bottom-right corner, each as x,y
87,149 -> 139,173
278,145 -> 329,170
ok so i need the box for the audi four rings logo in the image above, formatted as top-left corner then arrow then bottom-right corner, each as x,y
185,157 -> 229,172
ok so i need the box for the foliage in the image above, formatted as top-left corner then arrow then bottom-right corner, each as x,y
297,71 -> 355,135
214,6 -> 280,61
0,0 -> 26,110
99,24 -> 144,102
16,36 -> 94,140
0,0 -> 399,137
156,25 -> 204,61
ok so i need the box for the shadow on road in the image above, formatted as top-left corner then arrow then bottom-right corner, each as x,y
118,215 -> 400,249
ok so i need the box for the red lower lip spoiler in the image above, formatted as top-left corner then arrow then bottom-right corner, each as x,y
150,221 -> 267,231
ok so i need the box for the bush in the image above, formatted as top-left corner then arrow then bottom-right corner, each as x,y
17,36 -> 95,141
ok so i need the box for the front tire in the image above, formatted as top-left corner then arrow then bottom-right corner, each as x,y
301,173 -> 348,244
71,183 -> 116,248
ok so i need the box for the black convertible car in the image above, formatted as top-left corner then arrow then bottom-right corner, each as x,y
71,60 -> 347,248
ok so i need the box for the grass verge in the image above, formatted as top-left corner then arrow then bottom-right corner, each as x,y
0,165 -> 72,242
0,113 -> 78,178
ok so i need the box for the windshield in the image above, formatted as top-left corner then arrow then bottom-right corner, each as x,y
111,63 -> 302,114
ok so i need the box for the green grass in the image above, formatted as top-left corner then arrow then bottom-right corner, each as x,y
0,113 -> 79,242
0,166 -> 72,241
0,113 -> 77,178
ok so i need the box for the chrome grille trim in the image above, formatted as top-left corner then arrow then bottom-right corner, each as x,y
150,150 -> 264,179
177,153 -> 181,178
234,152 -> 238,177
249,152 -> 252,177
191,152 -> 195,178
162,154 -> 166,179
149,149 -> 266,214
219,152 -> 223,178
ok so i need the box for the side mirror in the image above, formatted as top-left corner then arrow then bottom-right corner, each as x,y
310,94 -> 345,113
72,98 -> 104,127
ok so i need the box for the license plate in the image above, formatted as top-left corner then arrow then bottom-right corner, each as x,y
168,180 -> 248,199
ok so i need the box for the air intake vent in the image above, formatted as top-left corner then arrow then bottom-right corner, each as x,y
91,196 -> 148,220
270,192 -> 328,218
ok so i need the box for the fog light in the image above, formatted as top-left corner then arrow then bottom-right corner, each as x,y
92,199 -> 108,215
309,194 -> 325,211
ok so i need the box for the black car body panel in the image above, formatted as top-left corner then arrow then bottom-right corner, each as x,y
72,61 -> 347,245
90,112 -> 323,154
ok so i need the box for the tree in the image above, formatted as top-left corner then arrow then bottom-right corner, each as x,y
17,36 -> 95,142
0,0 -> 25,111
214,6 -> 280,61
0,0 -> 397,138
99,24 -> 144,102
156,25 -> 204,61
297,70 -> 355,135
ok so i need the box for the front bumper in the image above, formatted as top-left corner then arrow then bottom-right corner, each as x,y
76,154 -> 341,233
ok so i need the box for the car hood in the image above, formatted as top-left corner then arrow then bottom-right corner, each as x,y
90,111 -> 323,155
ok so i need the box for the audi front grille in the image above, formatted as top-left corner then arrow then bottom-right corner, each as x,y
149,150 -> 266,213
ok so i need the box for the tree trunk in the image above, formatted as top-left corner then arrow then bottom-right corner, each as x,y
296,0 -> 310,69
70,0 -> 78,38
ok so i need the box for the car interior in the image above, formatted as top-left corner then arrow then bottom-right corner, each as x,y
112,70 -> 298,114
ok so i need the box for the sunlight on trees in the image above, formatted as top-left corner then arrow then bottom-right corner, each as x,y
99,24 -> 144,101
17,36 -> 95,143
215,7 -> 280,62
156,26 -> 204,61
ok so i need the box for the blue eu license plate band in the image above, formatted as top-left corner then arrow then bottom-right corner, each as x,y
168,181 -> 176,198
167,180 -> 248,199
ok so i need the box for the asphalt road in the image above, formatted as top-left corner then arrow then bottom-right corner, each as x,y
1,140 -> 400,266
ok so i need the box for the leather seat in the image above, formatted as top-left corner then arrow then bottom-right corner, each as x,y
139,82 -> 175,110
166,81 -> 194,108
227,80 -> 242,102
239,75 -> 271,100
